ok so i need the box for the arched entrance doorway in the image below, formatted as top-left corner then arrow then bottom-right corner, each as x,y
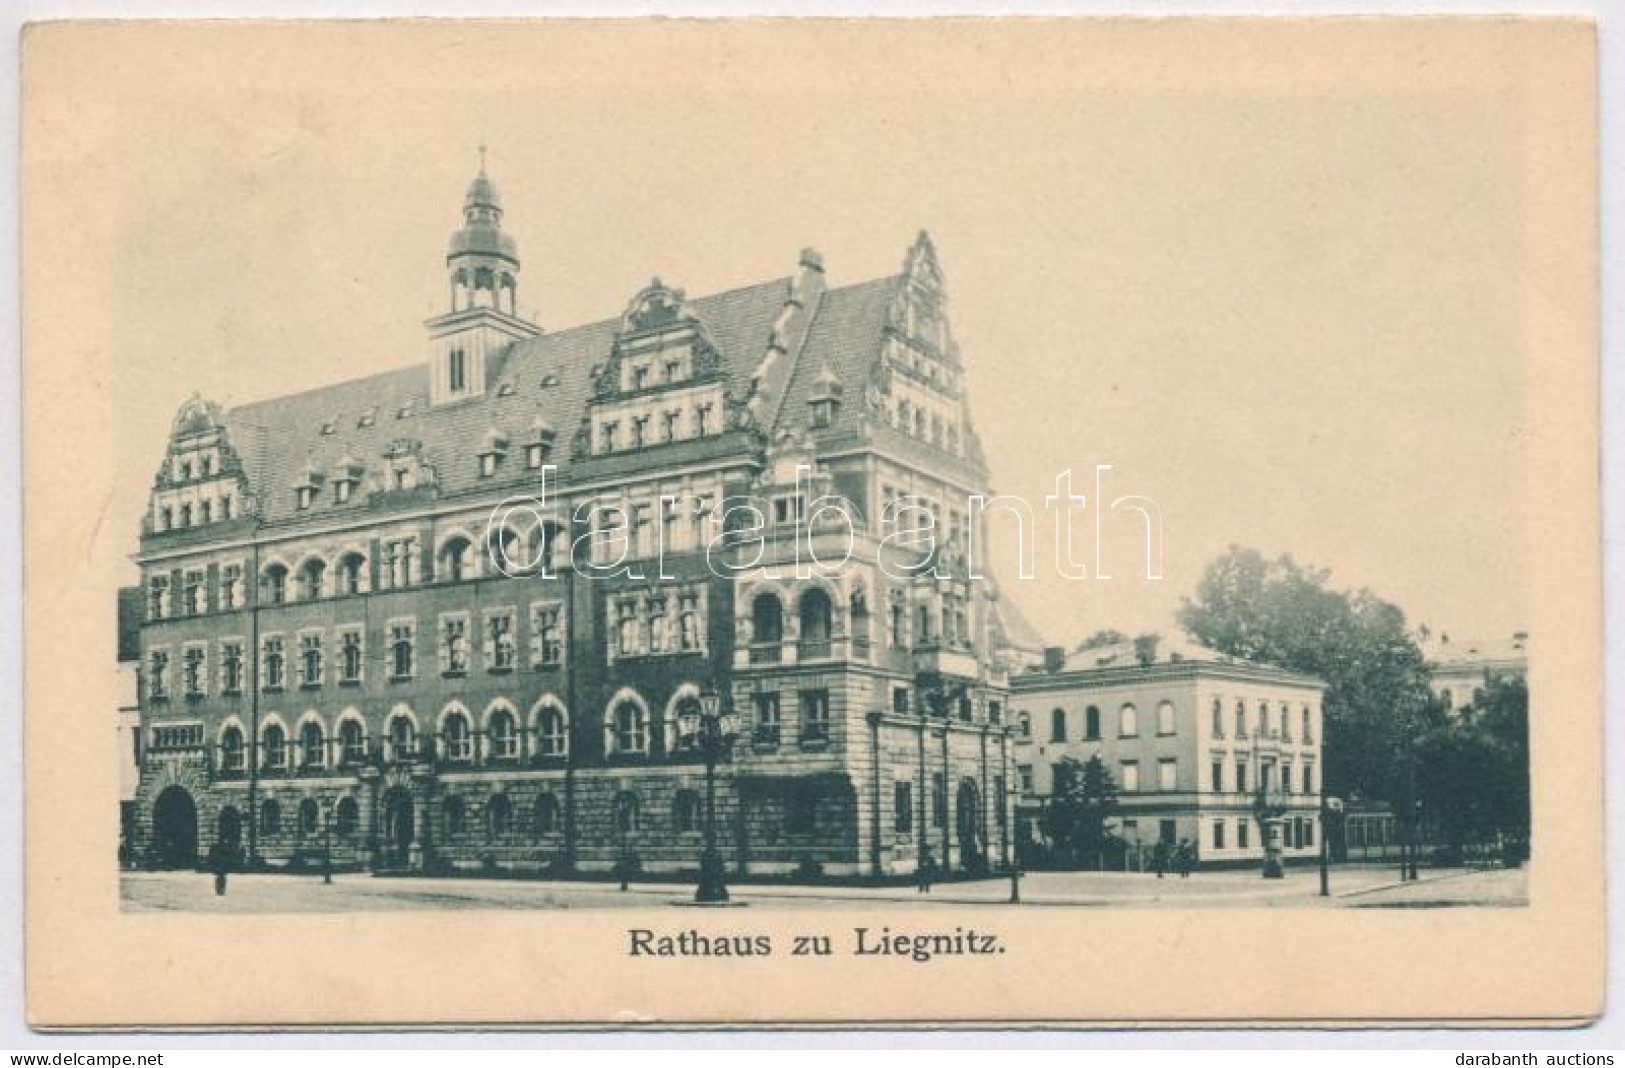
955,778 -> 983,873
216,806 -> 243,862
381,788 -> 414,868
151,785 -> 198,869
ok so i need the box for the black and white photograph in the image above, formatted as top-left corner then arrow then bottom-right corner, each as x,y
16,15 -> 1604,1031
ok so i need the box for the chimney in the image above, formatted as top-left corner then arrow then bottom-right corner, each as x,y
1043,646 -> 1066,673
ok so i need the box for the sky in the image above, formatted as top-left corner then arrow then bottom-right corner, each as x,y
89,21 -> 1530,649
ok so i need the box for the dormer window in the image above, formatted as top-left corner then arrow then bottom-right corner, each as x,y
811,398 -> 836,428
497,381 -> 517,397
695,405 -> 713,437
477,429 -> 508,478
664,359 -> 682,383
526,442 -> 547,469
201,456 -> 213,477
178,460 -> 193,481
296,486 -> 314,510
358,410 -> 376,429
320,420 -> 337,436
541,373 -> 559,389
333,478 -> 354,504
632,365 -> 649,391
601,422 -> 618,454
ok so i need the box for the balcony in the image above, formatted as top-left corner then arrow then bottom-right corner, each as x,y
912,643 -> 979,680
797,638 -> 832,662
753,723 -> 782,750
749,643 -> 782,665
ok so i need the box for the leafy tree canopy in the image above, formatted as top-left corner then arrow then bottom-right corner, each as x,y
1177,546 -> 1436,802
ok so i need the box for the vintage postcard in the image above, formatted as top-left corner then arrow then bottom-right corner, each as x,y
20,17 -> 1600,1028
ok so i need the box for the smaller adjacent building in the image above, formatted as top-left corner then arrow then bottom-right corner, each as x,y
117,586 -> 145,863
1425,631 -> 1529,722
1009,637 -> 1326,869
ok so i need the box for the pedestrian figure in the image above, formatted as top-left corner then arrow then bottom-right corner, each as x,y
917,847 -> 935,894
1152,840 -> 1168,879
207,841 -> 229,896
1176,839 -> 1194,879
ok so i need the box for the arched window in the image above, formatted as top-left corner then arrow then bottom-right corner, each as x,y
338,719 -> 365,766
337,552 -> 367,595
299,720 -> 325,768
486,526 -> 520,576
262,723 -> 287,770
1085,706 -> 1101,740
259,798 -> 281,836
261,563 -> 288,606
1119,704 -> 1139,738
335,796 -> 359,836
613,701 -> 648,754
487,707 -> 518,760
443,795 -> 466,835
387,714 -> 416,763
299,558 -> 326,601
534,793 -> 559,837
752,592 -> 783,646
442,711 -> 473,763
1279,703 -> 1291,741
1050,708 -> 1067,743
674,789 -> 700,834
615,791 -> 641,834
1235,700 -> 1248,739
298,798 -> 319,836
220,726 -> 245,772
440,536 -> 473,582
1017,711 -> 1032,740
1302,705 -> 1313,742
1259,699 -> 1271,737
1157,700 -> 1176,736
798,588 -> 833,655
487,793 -> 513,837
1211,699 -> 1224,738
536,705 -> 568,757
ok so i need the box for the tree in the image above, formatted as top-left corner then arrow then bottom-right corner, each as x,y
1040,755 -> 1119,868
1077,629 -> 1128,651
1416,675 -> 1529,857
1177,546 -> 1436,803
1132,632 -> 1162,667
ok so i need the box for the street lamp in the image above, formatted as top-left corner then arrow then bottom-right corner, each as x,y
679,684 -> 742,904
321,799 -> 333,886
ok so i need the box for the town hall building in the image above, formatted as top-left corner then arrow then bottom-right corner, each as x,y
129,158 -> 1026,879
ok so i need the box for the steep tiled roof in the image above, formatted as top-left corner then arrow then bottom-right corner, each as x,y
773,276 -> 897,439
225,277 -> 799,525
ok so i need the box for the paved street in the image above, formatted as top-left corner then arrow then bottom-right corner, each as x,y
121,864 -> 1526,912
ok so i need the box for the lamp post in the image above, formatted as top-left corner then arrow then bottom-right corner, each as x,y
321,799 -> 333,885
679,684 -> 742,904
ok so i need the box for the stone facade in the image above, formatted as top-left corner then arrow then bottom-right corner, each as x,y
129,159 -> 1021,880
1009,639 -> 1326,870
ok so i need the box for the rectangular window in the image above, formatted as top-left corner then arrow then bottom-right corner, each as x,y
1235,761 -> 1248,794
530,602 -> 565,667
440,615 -> 469,675
1120,761 -> 1140,793
485,609 -> 516,671
183,570 -> 204,616
753,692 -> 781,745
1159,819 -> 1177,845
800,689 -> 830,742
147,649 -> 169,700
892,686 -> 911,715
1212,820 -> 1226,850
1211,761 -> 1224,793
389,620 -> 416,680
1238,819 -> 1250,849
298,633 -> 323,687
220,640 -> 243,694
894,781 -> 913,834
220,565 -> 242,610
183,646 -> 206,697
1158,758 -> 1178,792
1304,819 -> 1315,848
149,576 -> 169,620
1303,762 -> 1315,794
932,772 -> 947,828
1018,764 -> 1034,793
261,636 -> 284,691
339,629 -> 363,683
